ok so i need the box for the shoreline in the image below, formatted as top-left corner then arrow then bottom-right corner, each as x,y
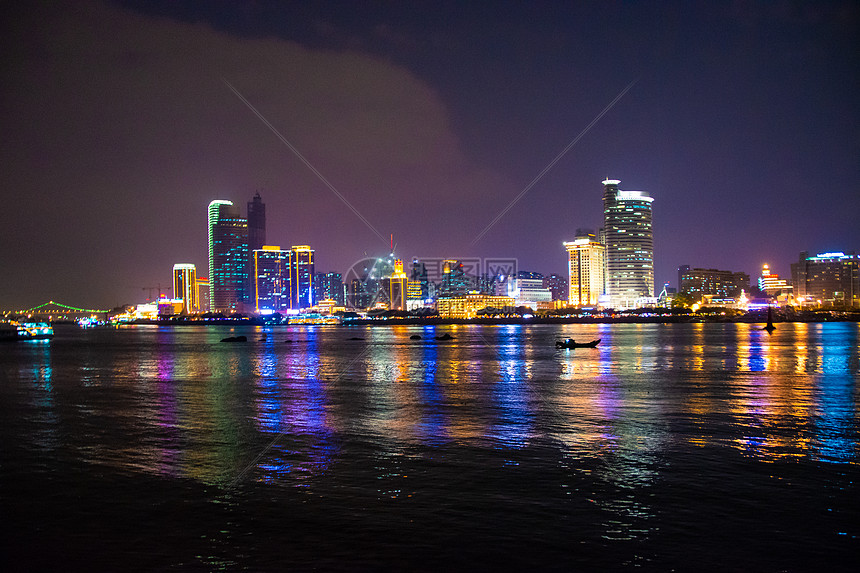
102,313 -> 860,327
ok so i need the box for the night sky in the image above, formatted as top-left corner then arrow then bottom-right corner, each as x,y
2,1 -> 858,309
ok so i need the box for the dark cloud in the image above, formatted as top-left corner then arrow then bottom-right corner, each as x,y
0,1 -> 511,308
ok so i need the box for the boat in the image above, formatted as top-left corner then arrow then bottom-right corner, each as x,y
556,338 -> 600,349
1,321 -> 54,341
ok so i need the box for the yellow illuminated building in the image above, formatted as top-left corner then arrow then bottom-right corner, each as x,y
436,294 -> 515,319
172,263 -> 198,314
759,263 -> 793,297
407,279 -> 423,300
389,259 -> 408,311
564,237 -> 605,306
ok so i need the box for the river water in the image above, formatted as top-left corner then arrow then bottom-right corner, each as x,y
1,322 -> 858,571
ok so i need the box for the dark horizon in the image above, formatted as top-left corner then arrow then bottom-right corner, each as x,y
2,1 -> 858,309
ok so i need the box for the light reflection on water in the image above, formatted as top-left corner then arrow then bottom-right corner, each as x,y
5,322 -> 859,484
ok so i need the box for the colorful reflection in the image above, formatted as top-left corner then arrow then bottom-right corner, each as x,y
6,322 -> 855,493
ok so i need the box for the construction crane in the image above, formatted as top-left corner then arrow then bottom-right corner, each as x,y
141,284 -> 172,302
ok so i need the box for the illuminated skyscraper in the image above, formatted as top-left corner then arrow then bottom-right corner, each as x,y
602,178 -> 654,308
208,200 -> 248,313
247,192 -> 266,304
289,245 -> 315,309
439,260 -> 472,297
387,259 -> 408,311
315,272 -> 345,306
253,246 -> 289,313
543,273 -> 569,301
564,234 -> 605,306
172,263 -> 198,314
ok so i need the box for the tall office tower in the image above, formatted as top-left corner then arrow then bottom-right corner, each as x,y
387,259 -> 408,311
411,259 -> 430,299
208,200 -> 248,313
315,272 -> 345,306
678,265 -> 691,292
791,251 -> 859,308
247,192 -> 266,303
543,274 -> 569,301
253,246 -> 290,313
172,263 -> 198,314
564,233 -> 605,306
348,277 -> 374,309
439,260 -> 472,297
602,178 -> 654,308
289,245 -> 315,309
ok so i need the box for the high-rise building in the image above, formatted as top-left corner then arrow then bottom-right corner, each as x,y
410,259 -> 430,299
315,272 -> 345,306
758,263 -> 793,296
247,192 -> 266,304
677,265 -> 691,292
387,259 -> 408,311
348,277 -> 374,310
196,276 -> 210,313
289,245 -> 315,309
543,274 -> 569,301
678,267 -> 750,300
791,251 -> 859,308
602,178 -> 654,308
514,271 -> 552,305
564,233 -> 605,306
172,263 -> 198,314
208,200 -> 248,313
254,246 -> 289,313
438,260 -> 472,297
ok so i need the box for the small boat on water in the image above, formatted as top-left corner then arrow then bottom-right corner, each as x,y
1,321 -> 54,341
556,338 -> 600,349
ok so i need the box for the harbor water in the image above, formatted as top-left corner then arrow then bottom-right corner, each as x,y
1,322 -> 858,570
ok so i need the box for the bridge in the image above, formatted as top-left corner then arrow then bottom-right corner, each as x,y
6,301 -> 112,321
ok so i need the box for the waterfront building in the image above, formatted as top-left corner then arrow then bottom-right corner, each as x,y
208,200 -> 248,313
436,294 -> 516,319
678,267 -> 750,301
196,277 -> 210,313
543,273 -> 569,301
253,246 -> 290,313
602,178 -> 654,308
315,272 -> 345,306
172,263 -> 198,314
791,251 -> 859,308
438,260 -> 473,298
246,192 -> 266,304
514,271 -> 552,306
387,259 -> 408,311
348,277 -> 375,310
758,264 -> 793,297
289,245 -> 315,309
564,233 -> 605,306
410,259 -> 430,300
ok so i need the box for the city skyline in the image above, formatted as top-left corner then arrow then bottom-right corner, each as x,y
1,1 -> 858,309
